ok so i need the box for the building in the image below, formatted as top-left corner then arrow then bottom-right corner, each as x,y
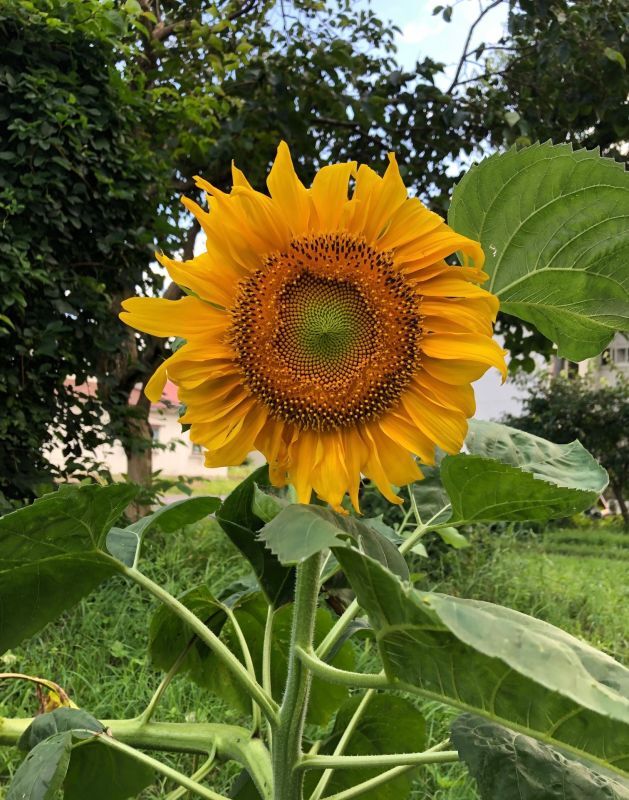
47,379 -> 228,479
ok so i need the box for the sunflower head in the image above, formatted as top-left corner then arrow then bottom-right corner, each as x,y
121,143 -> 506,511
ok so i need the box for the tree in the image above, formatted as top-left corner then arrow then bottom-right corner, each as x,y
0,1 -> 171,504
448,0 -> 629,372
3,0 -> 627,501
504,373 -> 629,527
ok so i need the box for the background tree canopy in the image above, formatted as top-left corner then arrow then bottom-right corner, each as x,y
1,0 -> 627,503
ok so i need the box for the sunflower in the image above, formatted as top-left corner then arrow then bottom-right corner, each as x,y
121,143 -> 506,511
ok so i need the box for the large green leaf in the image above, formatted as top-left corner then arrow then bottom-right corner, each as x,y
8,732 -> 73,800
449,141 -> 629,360
216,466 -> 295,606
106,495 -> 221,567
11,709 -> 153,800
304,695 -> 426,800
452,714 -> 629,800
466,420 -> 608,491
259,504 -> 409,580
335,548 -> 629,776
0,484 -> 136,653
438,420 -> 607,522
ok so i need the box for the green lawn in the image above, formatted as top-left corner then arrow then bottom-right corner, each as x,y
163,466 -> 255,498
2,519 -> 627,798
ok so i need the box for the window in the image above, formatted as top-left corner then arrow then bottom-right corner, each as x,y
612,347 -> 628,364
191,443 -> 202,457
151,425 -> 161,442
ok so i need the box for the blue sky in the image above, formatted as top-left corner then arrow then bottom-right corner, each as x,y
369,0 -> 508,87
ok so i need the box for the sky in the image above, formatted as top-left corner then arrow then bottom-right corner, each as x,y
369,0 -> 509,85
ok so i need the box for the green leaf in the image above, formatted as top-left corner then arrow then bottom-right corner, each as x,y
63,736 -> 154,800
11,709 -> 153,800
436,527 -> 469,548
8,732 -> 73,800
305,695 -> 426,800
259,504 -> 409,580
106,495 -> 220,567
604,47 -> 626,70
252,485 -> 287,523
336,548 -> 629,776
438,420 -> 608,522
449,142 -> 629,359
216,466 -> 295,606
452,714 -> 629,800
0,484 -> 137,653
19,708 -> 104,751
466,420 -> 608,491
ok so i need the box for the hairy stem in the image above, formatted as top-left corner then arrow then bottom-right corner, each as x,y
300,751 -> 460,770
273,553 -> 324,800
263,603 -> 275,748
315,599 -> 359,661
296,648 -> 389,689
122,566 -> 278,724
222,602 -> 261,734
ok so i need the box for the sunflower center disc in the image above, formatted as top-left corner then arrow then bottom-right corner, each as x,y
230,232 -> 422,431
276,274 -> 377,384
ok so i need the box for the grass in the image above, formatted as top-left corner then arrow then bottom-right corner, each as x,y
1,518 -> 627,798
163,466 -> 255,498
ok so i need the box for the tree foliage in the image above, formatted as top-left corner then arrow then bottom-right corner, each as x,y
2,0 -> 628,500
504,373 -> 629,525
0,1 -> 170,503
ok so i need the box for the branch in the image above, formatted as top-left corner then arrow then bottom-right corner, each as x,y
447,0 -> 504,94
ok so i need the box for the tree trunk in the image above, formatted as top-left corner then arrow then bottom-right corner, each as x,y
610,481 -> 629,530
124,392 -> 153,521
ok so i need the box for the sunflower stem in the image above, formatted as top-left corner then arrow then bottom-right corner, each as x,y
273,552 -> 324,800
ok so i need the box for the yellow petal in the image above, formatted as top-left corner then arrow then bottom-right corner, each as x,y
378,197 -> 443,251
359,426 -> 405,505
232,161 -> 253,189
421,333 -> 508,380
401,388 -> 468,454
266,141 -> 311,235
348,164 -> 381,234
312,432 -> 349,512
421,356 -> 492,385
379,410 -> 436,464
342,428 -> 370,513
120,296 -> 228,338
157,252 -> 241,308
310,161 -> 357,231
421,296 -> 498,335
361,153 -> 408,242
288,429 -> 321,504
413,372 -> 476,418
367,424 -> 423,488
203,403 -> 268,467
396,226 -> 484,272
145,360 -> 169,403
